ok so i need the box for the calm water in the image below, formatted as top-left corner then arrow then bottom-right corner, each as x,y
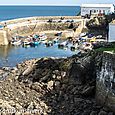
0,6 -> 80,67
0,44 -> 79,67
0,6 -> 80,21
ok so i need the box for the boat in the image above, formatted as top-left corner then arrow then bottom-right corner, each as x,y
11,40 -> 22,46
40,40 -> 48,44
53,37 -> 60,43
39,34 -> 47,41
82,42 -> 93,50
70,43 -> 78,51
33,34 -> 39,39
55,32 -> 62,36
34,41 -> 40,45
22,41 -> 31,45
45,41 -> 53,47
80,32 -> 87,37
58,41 -> 68,48
30,41 -> 40,46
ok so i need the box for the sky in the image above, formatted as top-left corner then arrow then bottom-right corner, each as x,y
0,0 -> 114,5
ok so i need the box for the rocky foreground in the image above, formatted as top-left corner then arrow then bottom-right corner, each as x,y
0,52 -> 114,115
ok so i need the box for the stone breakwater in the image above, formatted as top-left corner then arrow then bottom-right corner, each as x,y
0,51 -> 114,115
0,16 -> 84,45
0,16 -> 81,25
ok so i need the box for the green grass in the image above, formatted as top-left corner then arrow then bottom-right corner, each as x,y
95,42 -> 115,53
95,47 -> 115,53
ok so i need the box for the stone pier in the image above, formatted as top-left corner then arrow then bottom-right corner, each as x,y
0,16 -> 84,45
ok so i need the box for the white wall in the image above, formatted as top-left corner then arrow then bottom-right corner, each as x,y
109,24 -> 115,42
81,7 -> 111,16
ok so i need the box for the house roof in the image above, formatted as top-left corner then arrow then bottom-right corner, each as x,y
81,4 -> 114,8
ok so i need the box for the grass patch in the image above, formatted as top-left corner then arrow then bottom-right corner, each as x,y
95,47 -> 115,53
95,42 -> 115,53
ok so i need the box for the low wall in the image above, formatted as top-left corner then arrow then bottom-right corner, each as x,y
8,22 -> 79,36
96,51 -> 115,112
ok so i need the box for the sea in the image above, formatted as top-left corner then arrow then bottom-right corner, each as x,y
0,6 -> 80,21
0,6 -> 80,67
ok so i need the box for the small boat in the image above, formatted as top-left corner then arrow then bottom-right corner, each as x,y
40,40 -> 48,44
30,41 -> 40,46
22,41 -> 30,45
53,37 -> 60,43
39,34 -> 47,41
22,41 -> 31,47
80,32 -> 87,37
82,42 -> 93,50
55,32 -> 62,36
11,40 -> 22,46
45,41 -> 53,47
33,34 -> 39,39
70,43 -> 78,51
58,41 -> 68,48
34,41 -> 40,45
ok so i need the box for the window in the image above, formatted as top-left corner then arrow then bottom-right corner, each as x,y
94,10 -> 96,13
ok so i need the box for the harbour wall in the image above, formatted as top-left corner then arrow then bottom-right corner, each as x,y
0,16 -> 81,25
7,21 -> 80,36
0,16 -> 82,45
96,51 -> 115,112
0,30 -> 9,45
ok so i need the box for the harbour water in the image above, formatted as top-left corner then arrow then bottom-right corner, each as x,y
0,6 -> 80,67
0,44 -> 79,67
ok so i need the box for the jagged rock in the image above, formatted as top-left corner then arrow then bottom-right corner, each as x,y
98,110 -> 107,115
47,80 -> 54,90
90,111 -> 98,115
22,66 -> 33,76
0,51 -> 113,114
54,81 -> 61,88
81,86 -> 95,96
108,112 -> 114,115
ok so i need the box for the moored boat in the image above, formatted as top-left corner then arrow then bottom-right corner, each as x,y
22,41 -> 31,45
30,41 -> 40,47
11,40 -> 22,46
82,42 -> 93,50
45,41 -> 53,47
39,34 -> 47,41
58,41 -> 68,48
70,43 -> 78,51
53,37 -> 60,43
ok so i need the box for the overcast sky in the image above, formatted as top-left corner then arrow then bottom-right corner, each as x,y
0,0 -> 114,5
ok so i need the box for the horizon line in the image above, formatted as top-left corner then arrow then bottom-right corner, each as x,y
0,4 -> 80,6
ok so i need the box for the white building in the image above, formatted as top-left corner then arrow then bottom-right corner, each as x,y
81,4 -> 115,17
109,21 -> 115,42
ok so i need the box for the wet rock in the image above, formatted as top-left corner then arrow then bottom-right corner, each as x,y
0,52 -> 114,114
55,81 -> 61,88
81,86 -> 95,96
47,80 -> 54,90
90,111 -> 98,115
22,66 -> 33,76
108,112 -> 114,115
98,110 -> 107,115
35,58 -> 59,70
